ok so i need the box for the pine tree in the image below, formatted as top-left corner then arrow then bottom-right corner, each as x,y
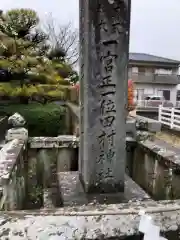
0,9 -> 72,103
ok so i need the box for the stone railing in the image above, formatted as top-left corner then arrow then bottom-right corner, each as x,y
28,135 -> 79,171
28,136 -> 79,208
132,137 -> 180,200
0,113 -> 28,210
0,139 -> 27,210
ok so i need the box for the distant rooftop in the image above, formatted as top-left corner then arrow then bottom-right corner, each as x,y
129,53 -> 180,65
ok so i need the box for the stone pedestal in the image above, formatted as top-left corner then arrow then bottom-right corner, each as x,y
59,171 -> 150,206
5,127 -> 28,142
79,0 -> 131,193
6,113 -> 28,142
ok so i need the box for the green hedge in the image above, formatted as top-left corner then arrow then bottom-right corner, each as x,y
0,103 -> 66,136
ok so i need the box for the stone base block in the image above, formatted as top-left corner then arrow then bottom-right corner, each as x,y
80,173 -> 125,194
2,200 -> 180,239
58,171 -> 150,206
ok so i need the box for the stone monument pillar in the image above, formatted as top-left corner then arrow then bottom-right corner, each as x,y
79,0 -> 131,193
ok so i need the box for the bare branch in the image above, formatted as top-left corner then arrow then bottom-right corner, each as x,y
43,14 -> 79,66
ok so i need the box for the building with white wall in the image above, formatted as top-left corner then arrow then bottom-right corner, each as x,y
129,53 -> 180,105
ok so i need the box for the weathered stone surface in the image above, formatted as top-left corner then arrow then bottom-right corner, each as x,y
6,127 -> 28,142
8,113 -> 25,127
36,149 -> 62,208
132,138 -> 180,200
79,0 -> 85,199
136,131 -> 154,142
58,171 -> 88,206
0,139 -> 23,183
0,139 -> 26,210
43,189 -> 54,209
58,171 -> 150,207
29,136 -> 79,149
139,139 -> 180,171
1,200 -> 180,239
79,0 -> 131,194
126,117 -> 136,138
135,115 -> 161,133
57,148 -> 74,172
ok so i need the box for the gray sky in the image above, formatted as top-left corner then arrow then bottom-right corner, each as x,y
1,0 -> 180,61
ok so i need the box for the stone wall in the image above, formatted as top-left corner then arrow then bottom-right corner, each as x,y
1,200 -> 180,239
132,138 -> 180,200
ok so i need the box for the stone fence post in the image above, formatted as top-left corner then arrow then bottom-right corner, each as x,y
5,113 -> 28,209
6,112 -> 28,143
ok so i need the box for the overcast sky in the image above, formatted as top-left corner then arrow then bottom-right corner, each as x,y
1,0 -> 180,61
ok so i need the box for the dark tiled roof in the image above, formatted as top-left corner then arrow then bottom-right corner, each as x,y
129,53 -> 180,64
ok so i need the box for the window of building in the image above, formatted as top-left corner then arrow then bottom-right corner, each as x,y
144,88 -> 154,95
136,89 -> 144,100
163,90 -> 170,100
132,67 -> 138,73
138,67 -> 145,73
177,90 -> 180,101
158,90 -> 170,100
